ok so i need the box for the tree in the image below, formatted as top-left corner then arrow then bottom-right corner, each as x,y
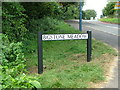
82,11 -> 85,19
21,2 -> 62,19
2,2 -> 28,42
59,2 -> 84,19
59,2 -> 80,7
102,2 -> 115,17
84,9 -> 97,20
21,2 -> 85,20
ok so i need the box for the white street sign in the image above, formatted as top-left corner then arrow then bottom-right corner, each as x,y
42,34 -> 88,41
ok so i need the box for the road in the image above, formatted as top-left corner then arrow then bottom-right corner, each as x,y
66,20 -> 119,88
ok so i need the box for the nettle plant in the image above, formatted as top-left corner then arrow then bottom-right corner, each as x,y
0,34 -> 41,88
1,34 -> 24,64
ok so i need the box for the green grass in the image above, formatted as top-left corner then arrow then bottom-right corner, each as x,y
99,18 -> 120,24
0,34 -> 2,61
24,19 -> 117,88
37,64 -> 104,88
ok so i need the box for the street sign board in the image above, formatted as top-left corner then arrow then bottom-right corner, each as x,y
42,34 -> 88,41
38,31 -> 92,74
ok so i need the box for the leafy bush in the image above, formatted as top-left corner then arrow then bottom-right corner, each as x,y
2,2 -> 28,42
0,34 -> 41,89
1,34 -> 24,63
1,65 -> 41,89
22,17 -> 61,53
28,17 -> 60,33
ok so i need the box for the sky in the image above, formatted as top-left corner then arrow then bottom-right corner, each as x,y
83,0 -> 108,19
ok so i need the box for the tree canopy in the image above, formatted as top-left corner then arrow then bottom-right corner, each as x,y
2,2 -> 84,41
21,2 -> 62,19
2,2 -> 28,42
102,2 -> 115,17
21,2 -> 84,20
84,9 -> 97,20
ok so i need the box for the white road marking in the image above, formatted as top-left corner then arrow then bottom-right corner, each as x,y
98,24 -> 118,29
84,20 -> 119,29
84,25 -> 119,36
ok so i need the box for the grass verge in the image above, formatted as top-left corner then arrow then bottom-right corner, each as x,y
24,18 -> 117,88
99,18 -> 120,24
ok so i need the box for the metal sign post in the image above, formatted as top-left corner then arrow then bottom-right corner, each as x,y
79,1 -> 82,32
38,31 -> 92,74
38,32 -> 43,74
87,31 -> 92,62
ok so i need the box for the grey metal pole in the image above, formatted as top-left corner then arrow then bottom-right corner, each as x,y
87,31 -> 92,62
79,1 -> 82,32
38,32 -> 43,74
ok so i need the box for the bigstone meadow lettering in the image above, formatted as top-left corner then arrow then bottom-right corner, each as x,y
42,34 -> 88,41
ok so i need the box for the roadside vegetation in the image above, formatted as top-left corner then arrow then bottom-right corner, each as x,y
100,2 -> 120,24
83,9 -> 97,20
1,2 -> 117,88
99,18 -> 120,24
25,17 -> 117,88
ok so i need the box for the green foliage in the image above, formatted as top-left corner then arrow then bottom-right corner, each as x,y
1,65 -> 41,88
84,9 -> 97,20
0,34 -> 41,88
60,2 -> 84,9
82,10 -> 86,19
21,2 -> 62,19
28,17 -> 60,33
62,5 -> 79,19
21,2 -> 83,20
2,2 -> 28,42
59,2 -> 85,19
60,2 -> 80,7
1,34 -> 24,63
99,18 -> 120,24
23,17 -> 78,54
102,2 -> 115,17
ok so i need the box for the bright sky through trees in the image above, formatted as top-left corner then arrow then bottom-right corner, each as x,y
83,0 -> 108,19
